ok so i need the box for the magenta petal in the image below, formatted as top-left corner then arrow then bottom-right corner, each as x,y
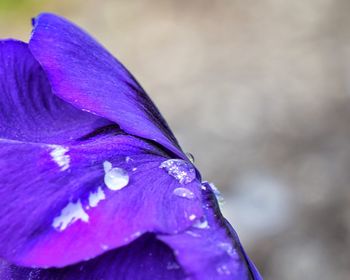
0,134 -> 203,267
0,40 -> 111,143
0,234 -> 186,279
159,182 -> 263,280
29,13 -> 184,158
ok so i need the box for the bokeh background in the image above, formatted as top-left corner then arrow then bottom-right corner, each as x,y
1,0 -> 350,279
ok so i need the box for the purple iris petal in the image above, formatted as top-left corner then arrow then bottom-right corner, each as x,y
0,40 -> 203,267
0,131 -> 203,267
29,13 -> 184,159
0,13 -> 262,279
0,40 -> 111,143
159,182 -> 263,280
0,234 -> 186,280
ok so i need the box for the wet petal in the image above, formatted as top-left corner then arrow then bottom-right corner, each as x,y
159,182 -> 263,280
0,134 -> 203,267
29,13 -> 184,158
0,234 -> 186,280
0,40 -> 111,143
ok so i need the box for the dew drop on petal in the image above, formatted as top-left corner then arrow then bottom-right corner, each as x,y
159,159 -> 196,184
189,214 -> 196,221
185,230 -> 201,238
88,186 -> 106,207
185,152 -> 195,163
125,156 -> 133,163
218,242 -> 236,257
193,217 -> 210,229
217,264 -> 231,275
206,182 -> 224,204
173,187 -> 195,199
103,161 -> 129,191
52,200 -> 89,231
103,161 -> 112,173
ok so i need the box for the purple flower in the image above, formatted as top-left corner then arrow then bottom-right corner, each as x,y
0,13 -> 262,279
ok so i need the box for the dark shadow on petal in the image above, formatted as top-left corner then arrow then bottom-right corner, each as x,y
0,234 -> 186,280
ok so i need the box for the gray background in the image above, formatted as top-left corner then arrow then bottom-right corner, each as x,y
1,0 -> 350,279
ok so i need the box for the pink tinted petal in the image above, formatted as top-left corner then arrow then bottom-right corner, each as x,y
0,134 -> 203,267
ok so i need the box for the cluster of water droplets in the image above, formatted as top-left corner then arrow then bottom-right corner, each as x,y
159,158 -> 198,207
159,159 -> 196,184
216,264 -> 232,276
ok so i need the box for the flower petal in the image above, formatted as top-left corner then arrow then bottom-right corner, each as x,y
0,40 -> 111,143
29,13 -> 184,158
159,182 -> 263,280
0,234 -> 186,279
0,133 -> 203,267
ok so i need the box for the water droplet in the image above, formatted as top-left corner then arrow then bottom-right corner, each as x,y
49,145 -> 70,171
159,159 -> 196,184
52,200 -> 89,231
206,182 -> 224,204
217,264 -> 231,275
193,217 -> 210,229
103,161 -> 112,172
185,152 -> 195,163
88,186 -> 106,207
218,242 -> 236,257
81,108 -> 92,113
173,187 -> 195,199
185,230 -> 201,237
125,156 -> 133,163
189,214 -> 196,221
103,161 -> 129,191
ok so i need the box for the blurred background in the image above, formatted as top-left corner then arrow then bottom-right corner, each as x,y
1,0 -> 350,279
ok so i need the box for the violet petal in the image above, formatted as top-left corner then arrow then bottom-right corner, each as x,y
0,40 -> 111,143
159,182 -> 263,280
0,133 -> 203,267
29,13 -> 184,158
